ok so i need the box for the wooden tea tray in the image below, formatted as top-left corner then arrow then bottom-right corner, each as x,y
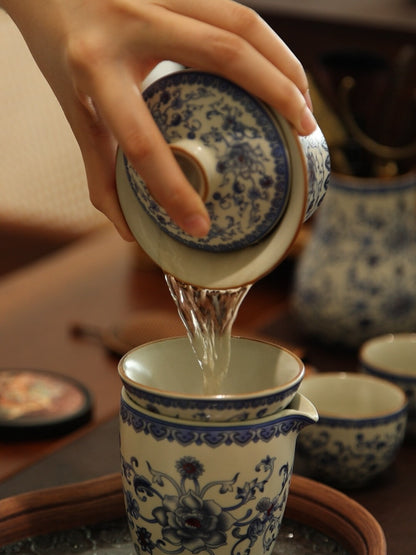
0,473 -> 386,554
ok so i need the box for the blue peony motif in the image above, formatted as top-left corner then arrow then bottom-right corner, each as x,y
121,453 -> 289,554
153,490 -> 235,552
216,142 -> 263,177
175,456 -> 204,480
256,497 -> 276,515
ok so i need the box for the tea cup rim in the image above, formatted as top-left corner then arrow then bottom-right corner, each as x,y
359,333 -> 416,379
118,335 -> 305,402
300,371 -> 408,421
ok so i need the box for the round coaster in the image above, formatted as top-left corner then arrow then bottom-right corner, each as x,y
0,368 -> 92,439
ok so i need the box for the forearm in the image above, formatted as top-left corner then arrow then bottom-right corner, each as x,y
0,0 -> 66,85
1,0 -> 56,34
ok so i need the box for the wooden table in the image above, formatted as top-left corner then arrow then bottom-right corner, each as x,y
0,227 -> 414,553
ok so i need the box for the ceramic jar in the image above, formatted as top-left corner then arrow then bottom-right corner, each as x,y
292,171 -> 416,348
118,334 -> 318,554
120,388 -> 317,555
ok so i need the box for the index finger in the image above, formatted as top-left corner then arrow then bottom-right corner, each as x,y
91,68 -> 211,238
154,0 -> 314,130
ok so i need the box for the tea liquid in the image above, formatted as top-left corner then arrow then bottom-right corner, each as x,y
165,274 -> 251,395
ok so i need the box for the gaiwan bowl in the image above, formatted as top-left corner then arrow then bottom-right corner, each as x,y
359,333 -> 416,440
296,372 -> 407,489
116,67 -> 329,289
118,336 -> 305,422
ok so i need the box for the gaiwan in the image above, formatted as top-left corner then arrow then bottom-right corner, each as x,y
116,67 -> 330,289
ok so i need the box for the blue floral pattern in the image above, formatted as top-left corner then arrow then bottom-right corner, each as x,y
297,414 -> 407,488
119,392 -> 317,554
123,381 -> 300,423
120,396 -> 311,448
121,452 -> 290,555
293,172 -> 416,347
123,71 -> 292,252
299,133 -> 330,221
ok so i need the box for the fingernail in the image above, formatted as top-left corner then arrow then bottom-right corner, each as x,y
183,213 -> 210,237
299,105 -> 317,136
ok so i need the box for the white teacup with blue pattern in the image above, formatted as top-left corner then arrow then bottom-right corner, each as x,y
297,372 -> 407,489
359,333 -> 416,440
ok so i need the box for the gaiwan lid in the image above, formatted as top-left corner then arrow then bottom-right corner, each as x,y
117,70 -> 307,288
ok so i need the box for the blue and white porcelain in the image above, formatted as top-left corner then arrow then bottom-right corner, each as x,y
293,171 -> 416,347
120,388 -> 317,555
123,71 -> 291,252
297,373 -> 407,489
116,67 -> 329,288
359,333 -> 416,440
118,337 -> 304,422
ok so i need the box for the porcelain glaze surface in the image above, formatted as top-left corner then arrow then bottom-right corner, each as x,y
122,71 -> 291,252
119,337 -> 304,422
298,133 -> 330,221
360,333 -> 416,439
297,373 -> 407,489
293,171 -> 416,347
116,69 -> 329,288
120,389 -> 317,555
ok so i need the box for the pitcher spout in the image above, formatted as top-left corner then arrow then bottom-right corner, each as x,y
282,392 -> 319,430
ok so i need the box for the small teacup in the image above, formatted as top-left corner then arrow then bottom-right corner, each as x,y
120,388 -> 317,555
359,333 -> 416,439
116,67 -> 330,288
297,372 -> 407,489
118,336 -> 305,422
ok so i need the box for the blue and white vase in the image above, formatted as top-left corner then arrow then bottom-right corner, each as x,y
292,171 -> 416,348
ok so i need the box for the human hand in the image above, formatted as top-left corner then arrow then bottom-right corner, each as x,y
3,0 -> 316,240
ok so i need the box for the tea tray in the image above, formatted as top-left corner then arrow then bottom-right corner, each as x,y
0,473 -> 386,554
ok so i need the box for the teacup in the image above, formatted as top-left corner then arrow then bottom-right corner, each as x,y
359,333 -> 416,439
297,372 -> 407,489
120,388 -> 318,555
116,67 -> 330,288
118,336 -> 305,422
